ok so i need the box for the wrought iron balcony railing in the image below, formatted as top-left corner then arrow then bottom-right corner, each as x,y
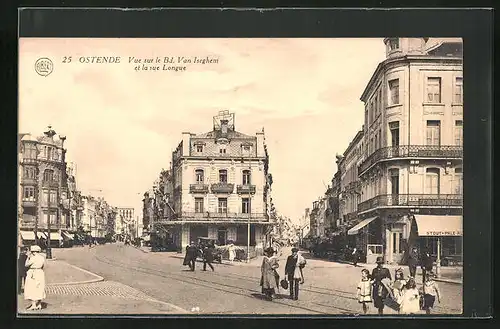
42,180 -> 59,188
22,199 -> 37,207
359,145 -> 463,174
358,194 -> 463,213
237,184 -> 256,194
189,184 -> 209,194
179,212 -> 268,221
211,183 -> 235,194
21,158 -> 38,165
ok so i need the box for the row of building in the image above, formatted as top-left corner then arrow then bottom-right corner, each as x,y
141,111 -> 276,257
18,126 -> 136,246
305,38 -> 463,265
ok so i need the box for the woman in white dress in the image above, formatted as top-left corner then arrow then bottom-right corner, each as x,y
228,243 -> 236,262
24,245 -> 46,310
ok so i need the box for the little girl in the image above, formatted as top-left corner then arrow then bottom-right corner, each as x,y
356,269 -> 373,314
392,268 -> 407,304
399,278 -> 421,314
422,273 -> 441,314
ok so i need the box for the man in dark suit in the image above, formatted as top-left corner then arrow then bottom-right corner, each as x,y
420,248 -> 434,284
407,246 -> 419,278
202,242 -> 215,272
17,246 -> 28,294
285,247 -> 305,300
186,241 -> 198,271
371,256 -> 392,315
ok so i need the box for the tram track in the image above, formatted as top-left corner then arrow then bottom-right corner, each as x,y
94,253 -> 340,314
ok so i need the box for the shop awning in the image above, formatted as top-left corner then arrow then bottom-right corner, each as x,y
348,217 -> 378,235
45,232 -> 63,241
62,231 -> 74,240
19,231 -> 36,240
414,215 -> 462,236
37,232 -> 46,239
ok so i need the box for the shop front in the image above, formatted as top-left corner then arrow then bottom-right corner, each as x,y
413,215 -> 463,270
347,216 -> 383,264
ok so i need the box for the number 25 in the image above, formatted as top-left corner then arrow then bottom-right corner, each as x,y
63,56 -> 72,63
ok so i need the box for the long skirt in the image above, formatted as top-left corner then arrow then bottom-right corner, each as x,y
24,269 -> 46,301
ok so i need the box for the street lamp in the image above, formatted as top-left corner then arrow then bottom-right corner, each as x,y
46,186 -> 53,259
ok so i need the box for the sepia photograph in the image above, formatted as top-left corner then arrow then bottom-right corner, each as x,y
18,36 -> 463,316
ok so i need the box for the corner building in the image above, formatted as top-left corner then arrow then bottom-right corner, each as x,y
166,111 -> 273,258
349,38 -> 463,265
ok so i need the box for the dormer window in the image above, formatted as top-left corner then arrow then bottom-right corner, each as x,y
388,38 -> 400,51
219,145 -> 227,154
196,145 -> 204,153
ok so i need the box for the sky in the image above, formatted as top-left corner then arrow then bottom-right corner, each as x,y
19,38 -> 387,223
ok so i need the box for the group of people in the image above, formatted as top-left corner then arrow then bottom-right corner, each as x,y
356,255 -> 441,315
182,240 -> 217,272
17,245 -> 47,311
259,247 -> 307,301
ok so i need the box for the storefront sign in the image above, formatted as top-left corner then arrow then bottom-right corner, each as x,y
425,231 -> 462,236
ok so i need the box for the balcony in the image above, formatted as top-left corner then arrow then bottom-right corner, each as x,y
359,145 -> 463,174
211,183 -> 234,194
237,184 -> 256,195
358,194 -> 463,213
179,212 -> 268,222
42,180 -> 59,188
22,199 -> 37,207
189,184 -> 209,194
21,177 -> 37,185
21,158 -> 38,165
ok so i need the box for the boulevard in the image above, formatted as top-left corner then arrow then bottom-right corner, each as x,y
31,244 -> 463,315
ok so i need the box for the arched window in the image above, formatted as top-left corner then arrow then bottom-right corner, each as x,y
43,169 -> 54,182
219,169 -> 228,183
242,170 -> 251,185
195,169 -> 204,184
425,168 -> 440,194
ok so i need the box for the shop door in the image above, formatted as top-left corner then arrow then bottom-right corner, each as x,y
392,231 -> 404,263
218,229 -> 227,246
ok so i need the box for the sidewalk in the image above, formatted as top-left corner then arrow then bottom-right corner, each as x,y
44,258 -> 103,285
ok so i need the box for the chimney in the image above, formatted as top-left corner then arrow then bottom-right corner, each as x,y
182,132 -> 191,156
256,131 -> 265,157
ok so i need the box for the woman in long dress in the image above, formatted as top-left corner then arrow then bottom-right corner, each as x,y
228,243 -> 236,263
24,245 -> 46,310
260,247 -> 279,300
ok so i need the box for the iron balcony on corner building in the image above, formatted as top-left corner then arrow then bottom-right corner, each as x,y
189,183 -> 210,194
178,212 -> 269,222
210,183 -> 235,194
357,194 -> 463,214
358,145 -> 463,175
236,184 -> 256,195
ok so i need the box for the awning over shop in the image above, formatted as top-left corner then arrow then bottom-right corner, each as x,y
19,231 -> 36,240
62,231 -> 74,240
414,215 -> 462,236
45,232 -> 63,241
348,217 -> 378,235
37,232 -> 46,239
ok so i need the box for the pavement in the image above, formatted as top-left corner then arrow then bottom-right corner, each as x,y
18,243 -> 462,315
18,250 -> 188,315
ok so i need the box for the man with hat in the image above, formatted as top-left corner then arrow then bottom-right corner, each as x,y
371,256 -> 392,315
17,246 -> 28,294
285,247 -> 306,300
407,246 -> 419,278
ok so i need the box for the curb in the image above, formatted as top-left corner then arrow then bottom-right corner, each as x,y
47,261 -> 104,286
131,245 -> 150,253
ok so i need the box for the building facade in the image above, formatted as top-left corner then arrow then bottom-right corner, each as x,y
347,38 -> 463,264
163,111 -> 273,257
117,207 -> 135,237
18,126 -> 74,245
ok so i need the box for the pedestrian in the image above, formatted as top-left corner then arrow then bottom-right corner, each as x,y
371,256 -> 392,315
407,246 -> 419,278
186,241 -> 198,271
352,247 -> 360,267
356,269 -> 373,314
17,246 -> 28,294
392,268 -> 407,304
420,249 -> 434,285
202,242 -> 215,272
24,245 -> 46,310
228,242 -> 236,263
422,272 -> 441,314
260,247 -> 279,301
399,278 -> 421,315
284,247 -> 306,300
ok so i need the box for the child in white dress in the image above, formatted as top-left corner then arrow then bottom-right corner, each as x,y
356,269 -> 372,314
399,278 -> 421,314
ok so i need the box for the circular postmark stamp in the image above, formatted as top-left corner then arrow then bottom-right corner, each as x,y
34,57 -> 54,77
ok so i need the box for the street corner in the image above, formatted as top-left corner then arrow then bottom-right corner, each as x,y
45,260 -> 104,286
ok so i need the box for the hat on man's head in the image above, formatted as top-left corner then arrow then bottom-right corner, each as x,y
291,247 -> 299,253
264,247 -> 275,254
376,256 -> 384,264
30,245 -> 41,252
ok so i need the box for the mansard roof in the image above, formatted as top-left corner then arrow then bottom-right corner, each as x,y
193,129 -> 255,140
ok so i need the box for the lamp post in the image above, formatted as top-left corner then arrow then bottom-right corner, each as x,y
46,187 -> 52,259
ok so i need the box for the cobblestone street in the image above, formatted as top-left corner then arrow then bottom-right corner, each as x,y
22,243 -> 462,315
